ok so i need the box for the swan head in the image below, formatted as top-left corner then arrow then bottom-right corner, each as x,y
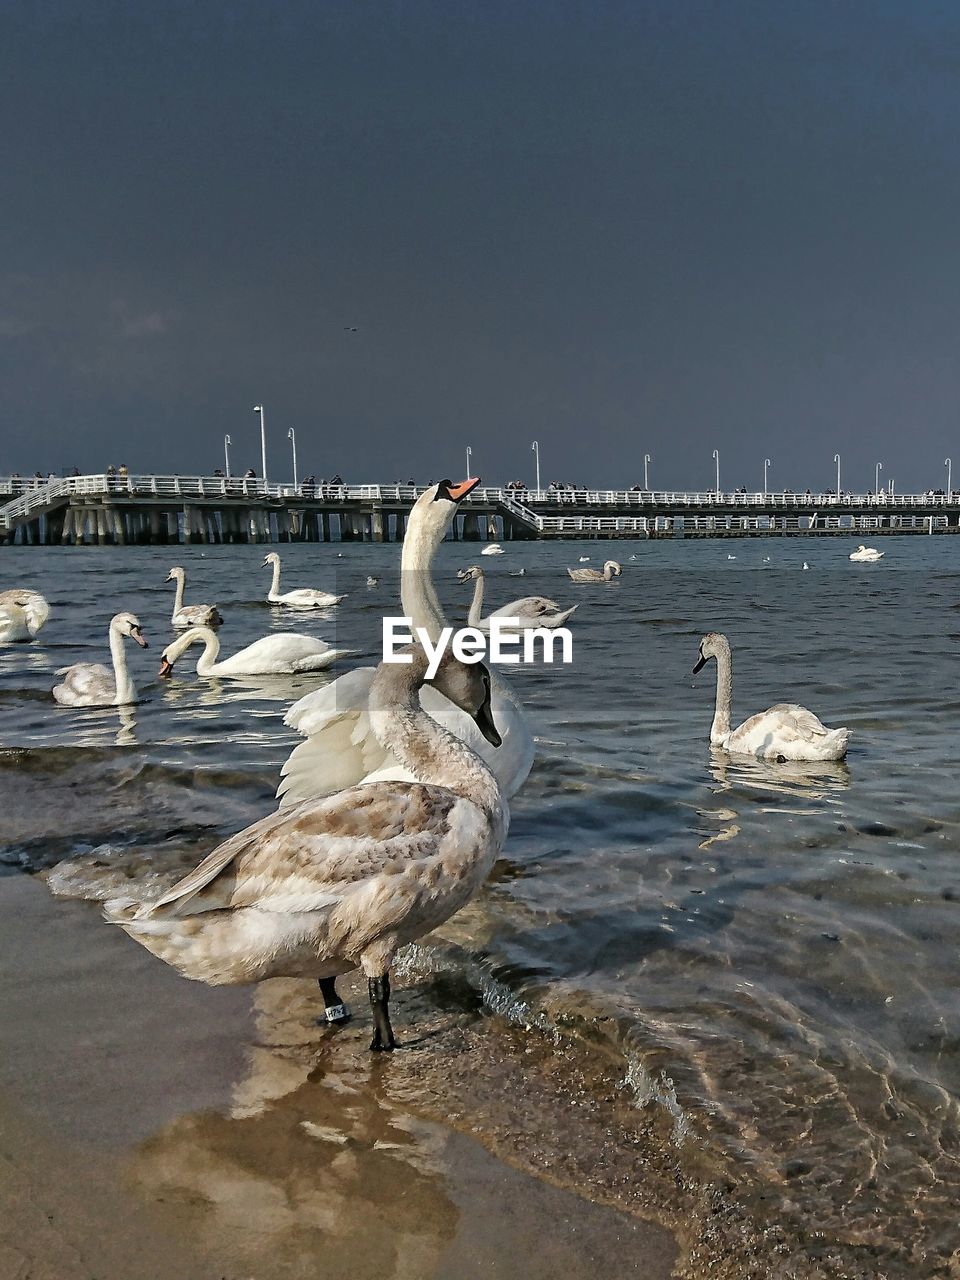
693,632 -> 729,674
166,566 -> 185,583
428,652 -> 501,747
410,477 -> 481,541
605,560 -> 622,576
457,565 -> 483,582
111,612 -> 149,649
262,552 -> 281,568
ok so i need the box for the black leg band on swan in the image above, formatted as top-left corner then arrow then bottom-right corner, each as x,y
368,974 -> 396,1052
318,976 -> 351,1024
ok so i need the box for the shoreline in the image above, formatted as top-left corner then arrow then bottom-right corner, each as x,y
1,871 -> 678,1280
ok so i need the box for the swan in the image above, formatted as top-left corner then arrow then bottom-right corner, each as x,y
457,565 -> 577,631
278,479 -> 534,806
53,613 -> 149,707
264,552 -> 346,607
727,554 -> 737,560
567,559 -> 621,583
509,568 -> 526,577
802,562 -> 809,570
366,576 -> 379,587
166,567 -> 223,628
693,632 -> 849,762
158,626 -> 352,679
850,544 -> 884,562
0,600 -> 32,644
0,589 -> 50,636
578,556 -> 590,563
481,543 -> 504,556
106,647 -> 507,1051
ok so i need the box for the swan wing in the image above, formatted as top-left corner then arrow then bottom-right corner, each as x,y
53,663 -> 115,703
136,783 -> 462,918
728,704 -> 849,760
0,590 -> 50,634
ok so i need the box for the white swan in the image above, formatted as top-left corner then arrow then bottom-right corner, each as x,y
0,589 -> 50,637
693,632 -> 849,762
278,479 -> 534,806
509,568 -> 526,577
0,600 -> 32,644
166,567 -> 223,627
366,576 -> 379,587
802,562 -> 809,570
458,564 -> 577,631
849,544 -> 884,562
158,626 -> 352,679
578,556 -> 590,563
106,648 -> 507,1051
53,613 -> 149,707
567,559 -> 621,583
481,543 -> 504,556
264,552 -> 346,607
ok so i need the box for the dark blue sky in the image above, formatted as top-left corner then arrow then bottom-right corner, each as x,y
2,1 -> 960,490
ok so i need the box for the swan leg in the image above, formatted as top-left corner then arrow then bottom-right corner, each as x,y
317,976 -> 351,1025
368,974 -> 396,1052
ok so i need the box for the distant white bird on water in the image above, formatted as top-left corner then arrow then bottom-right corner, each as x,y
509,568 -> 526,577
567,560 -> 621,583
802,562 -> 809,570
727,554 -> 737,560
481,543 -> 504,556
367,576 -> 379,587
578,556 -> 590,562
693,632 -> 849,762
849,544 -> 884,562
263,552 -> 346,607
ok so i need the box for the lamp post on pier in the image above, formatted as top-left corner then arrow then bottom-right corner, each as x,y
833,453 -> 841,495
712,449 -> 720,494
223,434 -> 232,477
946,457 -> 952,496
763,457 -> 771,497
254,405 -> 267,483
875,461 -> 882,495
531,440 -> 540,494
288,428 -> 298,490
644,453 -> 651,489
466,445 -> 472,479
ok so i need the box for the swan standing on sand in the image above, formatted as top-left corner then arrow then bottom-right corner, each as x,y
850,544 -> 884,562
107,649 -> 506,1050
457,565 -> 577,630
693,633 -> 849,762
0,589 -> 50,637
166,567 -> 223,627
278,479 -> 534,806
567,559 -> 622,583
481,543 -> 504,556
158,626 -> 352,678
264,552 -> 346,607
53,613 -> 149,707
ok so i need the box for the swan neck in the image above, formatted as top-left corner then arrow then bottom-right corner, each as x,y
467,573 -> 484,627
172,575 -> 185,614
369,660 -> 501,817
109,625 -> 134,704
400,519 -> 447,639
170,627 -> 220,674
269,559 -> 281,596
712,647 -> 733,741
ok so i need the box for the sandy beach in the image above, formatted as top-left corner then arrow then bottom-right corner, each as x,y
0,871 -> 679,1280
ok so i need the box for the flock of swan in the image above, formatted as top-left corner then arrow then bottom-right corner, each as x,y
2,477 -> 871,1050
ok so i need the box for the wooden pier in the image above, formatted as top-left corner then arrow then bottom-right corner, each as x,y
2,475 -> 959,546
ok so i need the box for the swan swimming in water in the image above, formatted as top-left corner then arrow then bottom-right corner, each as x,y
481,543 -> 504,556
53,613 -> 149,707
106,647 -> 507,1051
0,600 -> 32,644
849,544 -> 884,562
166,567 -> 223,628
264,552 -> 346,607
0,589 -> 50,637
158,626 -> 352,678
278,479 -> 534,807
458,564 -> 577,630
693,632 -> 849,762
567,560 -> 621,583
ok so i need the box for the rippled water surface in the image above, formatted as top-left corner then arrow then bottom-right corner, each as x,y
3,535 -> 960,1275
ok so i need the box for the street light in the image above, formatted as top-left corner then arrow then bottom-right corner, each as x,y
874,461 -> 882,495
644,453 -> 651,490
466,445 -> 472,479
253,404 -> 267,483
833,453 -> 841,495
224,434 -> 232,477
763,457 -> 771,497
531,440 -> 540,493
946,457 -> 952,496
288,427 -> 298,489
712,448 -> 720,494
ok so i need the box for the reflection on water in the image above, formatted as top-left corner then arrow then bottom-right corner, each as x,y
131,982 -> 458,1280
4,536 -> 960,1274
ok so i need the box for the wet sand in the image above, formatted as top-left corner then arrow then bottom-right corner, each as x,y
0,872 -> 678,1280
